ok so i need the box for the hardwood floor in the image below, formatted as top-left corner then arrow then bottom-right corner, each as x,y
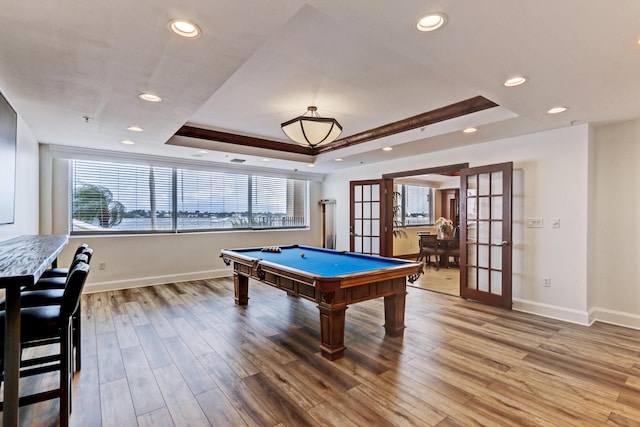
410,266 -> 460,297
9,277 -> 640,426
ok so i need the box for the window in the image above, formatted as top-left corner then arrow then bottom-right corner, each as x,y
394,184 -> 433,227
71,161 -> 174,232
250,176 -> 307,229
71,159 -> 309,234
176,169 -> 249,230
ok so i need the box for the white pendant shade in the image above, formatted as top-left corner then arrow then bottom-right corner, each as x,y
281,106 -> 342,148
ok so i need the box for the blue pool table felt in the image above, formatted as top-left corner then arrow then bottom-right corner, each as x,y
237,246 -> 407,277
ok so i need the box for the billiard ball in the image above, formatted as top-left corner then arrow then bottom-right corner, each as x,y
300,252 -> 305,257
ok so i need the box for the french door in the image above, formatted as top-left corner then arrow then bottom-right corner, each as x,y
349,179 -> 393,256
460,162 -> 513,309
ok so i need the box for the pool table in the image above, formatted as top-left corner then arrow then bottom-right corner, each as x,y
220,245 -> 422,360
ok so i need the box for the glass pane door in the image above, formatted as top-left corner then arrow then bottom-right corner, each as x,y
460,162 -> 512,309
350,180 -> 391,256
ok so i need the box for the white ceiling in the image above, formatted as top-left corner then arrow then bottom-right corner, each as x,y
1,1 -> 639,175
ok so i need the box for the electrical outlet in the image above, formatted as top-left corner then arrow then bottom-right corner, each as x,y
543,277 -> 551,287
99,262 -> 106,270
527,218 -> 543,228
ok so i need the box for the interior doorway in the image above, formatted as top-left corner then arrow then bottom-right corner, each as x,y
383,163 -> 469,296
391,172 -> 462,297
383,161 -> 514,310
346,162 -> 513,308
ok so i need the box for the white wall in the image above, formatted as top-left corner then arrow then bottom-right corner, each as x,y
36,120 -> 640,329
590,119 -> 640,329
323,125 -> 591,324
0,115 -> 39,241
41,152 -> 323,292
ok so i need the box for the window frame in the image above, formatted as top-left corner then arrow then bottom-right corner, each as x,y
395,183 -> 434,228
69,158 -> 311,236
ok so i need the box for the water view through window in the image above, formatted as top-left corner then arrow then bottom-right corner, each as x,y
71,160 -> 308,234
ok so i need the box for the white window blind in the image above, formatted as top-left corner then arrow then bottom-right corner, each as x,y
71,159 -> 309,234
176,169 -> 249,230
250,176 -> 307,228
72,161 -> 173,232
394,184 -> 433,227
404,185 -> 432,225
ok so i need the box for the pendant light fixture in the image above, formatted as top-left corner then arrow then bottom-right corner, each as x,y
281,106 -> 342,148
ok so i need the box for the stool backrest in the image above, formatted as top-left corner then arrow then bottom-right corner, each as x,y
73,243 -> 89,257
61,262 -> 90,320
70,253 -> 90,270
81,247 -> 93,263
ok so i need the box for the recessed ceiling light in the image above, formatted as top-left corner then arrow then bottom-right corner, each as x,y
168,19 -> 201,39
504,76 -> 527,87
548,106 -> 568,114
261,158 -> 270,162
308,164 -> 315,168
121,140 -> 135,145
138,93 -> 162,103
127,126 -> 144,132
334,158 -> 343,162
382,146 -> 393,151
463,127 -> 477,133
416,13 -> 447,32
198,150 -> 208,154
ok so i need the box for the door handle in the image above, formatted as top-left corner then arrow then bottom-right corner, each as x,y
500,240 -> 510,246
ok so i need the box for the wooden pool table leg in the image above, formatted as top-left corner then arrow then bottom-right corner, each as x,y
383,291 -> 407,336
233,272 -> 249,305
317,292 -> 347,360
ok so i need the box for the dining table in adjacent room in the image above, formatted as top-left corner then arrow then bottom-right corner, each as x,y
0,234 -> 69,426
436,236 -> 459,268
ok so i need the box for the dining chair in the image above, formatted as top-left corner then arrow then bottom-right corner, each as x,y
0,261 -> 90,427
417,233 -> 440,271
446,227 -> 461,266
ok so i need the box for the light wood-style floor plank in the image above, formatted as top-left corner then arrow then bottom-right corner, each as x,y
152,364 -> 210,426
99,378 -> 137,427
10,276 -> 640,426
121,345 -> 166,416
96,331 -> 126,385
195,387 -> 248,427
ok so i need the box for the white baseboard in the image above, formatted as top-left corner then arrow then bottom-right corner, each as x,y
512,298 -> 591,326
588,307 -> 640,330
514,299 -> 640,331
83,268 -> 232,293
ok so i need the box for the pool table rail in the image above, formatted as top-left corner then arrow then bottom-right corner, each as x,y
220,244 -> 423,290
220,245 -> 423,360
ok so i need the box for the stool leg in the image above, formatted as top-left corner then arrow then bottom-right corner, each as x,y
73,305 -> 81,372
60,323 -> 72,427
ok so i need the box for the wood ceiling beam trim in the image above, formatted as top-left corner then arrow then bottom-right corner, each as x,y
383,163 -> 470,179
315,96 -> 498,154
170,96 -> 498,156
173,126 -> 314,155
